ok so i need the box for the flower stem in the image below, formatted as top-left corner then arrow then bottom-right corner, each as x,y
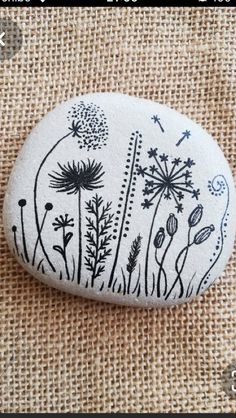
13,230 -> 19,256
144,191 -> 164,296
91,198 -> 99,287
63,226 -> 70,280
20,206 -> 29,263
108,133 -> 139,288
32,209 -> 48,266
165,230 -> 193,300
156,236 -> 173,297
77,188 -> 82,284
33,132 -> 72,272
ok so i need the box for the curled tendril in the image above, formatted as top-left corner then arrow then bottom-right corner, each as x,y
208,175 -> 227,197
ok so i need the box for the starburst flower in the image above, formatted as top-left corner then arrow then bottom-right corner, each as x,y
49,159 -> 104,194
49,159 -> 104,284
67,101 -> 108,150
52,214 -> 74,231
138,149 -> 200,213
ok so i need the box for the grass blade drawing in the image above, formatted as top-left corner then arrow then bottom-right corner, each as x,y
126,234 -> 142,294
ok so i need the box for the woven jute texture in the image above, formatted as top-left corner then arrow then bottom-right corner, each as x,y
0,7 -> 235,413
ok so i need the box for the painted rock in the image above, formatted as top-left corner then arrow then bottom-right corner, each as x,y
3,93 -> 236,307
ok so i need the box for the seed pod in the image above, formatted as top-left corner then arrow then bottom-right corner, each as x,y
194,224 -> 215,245
166,213 -> 178,236
188,204 -> 203,227
153,227 -> 165,248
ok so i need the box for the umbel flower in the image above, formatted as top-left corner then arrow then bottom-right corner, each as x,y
52,214 -> 74,231
49,159 -> 104,284
138,148 -> 200,295
67,101 -> 109,150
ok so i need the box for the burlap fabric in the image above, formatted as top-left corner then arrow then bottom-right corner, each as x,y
0,7 -> 235,413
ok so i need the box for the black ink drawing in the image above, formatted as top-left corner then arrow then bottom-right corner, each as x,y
18,199 -> 29,263
33,102 -> 108,273
165,205 -> 215,300
126,234 -> 142,294
108,131 -> 142,289
12,225 -> 19,256
84,194 -> 114,287
196,174 -> 229,294
32,202 -> 53,266
154,214 -> 178,297
49,159 -> 104,284
137,150 -> 200,296
176,130 -> 191,147
152,115 -> 164,133
10,105 -> 231,302
52,214 -> 74,280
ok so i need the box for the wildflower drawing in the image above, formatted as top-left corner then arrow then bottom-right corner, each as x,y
138,149 -> 200,296
165,205 -> 215,300
155,214 -> 178,297
126,234 -> 142,294
151,115 -> 164,133
84,194 -> 114,287
49,159 -> 104,283
52,214 -> 74,280
18,199 -> 29,263
108,131 -> 142,289
32,202 -> 53,266
176,130 -> 191,147
33,102 -> 108,272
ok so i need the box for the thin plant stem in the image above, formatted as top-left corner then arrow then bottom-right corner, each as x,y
20,206 -> 29,263
165,236 -> 193,300
63,226 -> 70,280
91,197 -> 99,287
144,191 -> 164,296
156,236 -> 173,297
13,230 -> 19,256
77,187 -> 82,284
155,249 -> 167,297
33,131 -> 72,272
32,209 -> 48,266
108,133 -> 139,288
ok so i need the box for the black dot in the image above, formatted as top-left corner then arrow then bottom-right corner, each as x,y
138,145 -> 142,149
127,153 -> 131,157
18,199 -> 26,207
12,225 -> 17,232
126,165 -> 129,169
113,229 -> 117,233
113,236 -> 117,240
119,197 -> 123,201
125,221 -> 130,225
128,213 -> 131,217
121,191 -> 124,194
117,211 -> 121,214
204,280 -> 207,285
124,172 -> 128,175
216,246 -> 219,250
45,202 -> 53,211
127,159 -> 131,163
118,204 -> 122,208
129,207 -> 132,210
123,233 -> 127,238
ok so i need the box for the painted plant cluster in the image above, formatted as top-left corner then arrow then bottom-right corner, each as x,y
11,102 -> 230,300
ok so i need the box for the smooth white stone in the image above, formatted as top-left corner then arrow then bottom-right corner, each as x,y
3,93 -> 236,307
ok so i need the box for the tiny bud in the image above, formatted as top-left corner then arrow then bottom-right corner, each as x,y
12,225 -> 17,232
166,213 -> 178,236
194,224 -> 215,245
153,227 -> 165,249
188,204 -> 203,227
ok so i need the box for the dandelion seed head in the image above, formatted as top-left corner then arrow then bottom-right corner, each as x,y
67,102 -> 108,150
